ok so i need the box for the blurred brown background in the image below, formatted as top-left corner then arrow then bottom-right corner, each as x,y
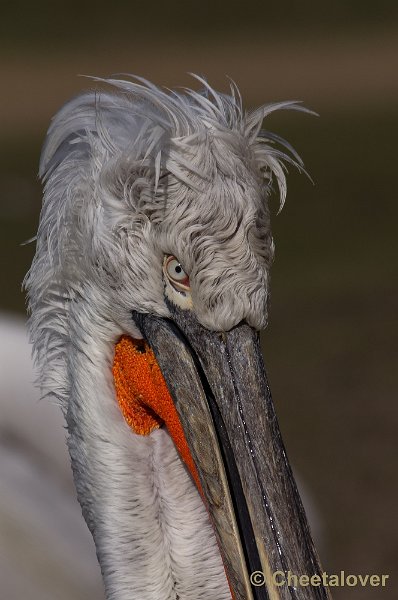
0,2 -> 397,599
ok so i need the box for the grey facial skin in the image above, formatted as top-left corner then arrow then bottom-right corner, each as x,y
133,304 -> 331,600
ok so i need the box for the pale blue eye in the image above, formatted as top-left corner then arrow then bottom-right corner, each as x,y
164,255 -> 190,288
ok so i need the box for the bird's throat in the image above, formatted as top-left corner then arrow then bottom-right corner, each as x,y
113,335 -> 203,493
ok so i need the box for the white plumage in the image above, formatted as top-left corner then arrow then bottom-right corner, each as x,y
25,77 -> 308,600
0,314 -> 104,600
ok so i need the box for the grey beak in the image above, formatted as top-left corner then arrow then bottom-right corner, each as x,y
132,305 -> 331,600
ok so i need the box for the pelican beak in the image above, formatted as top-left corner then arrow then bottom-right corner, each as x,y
132,305 -> 330,600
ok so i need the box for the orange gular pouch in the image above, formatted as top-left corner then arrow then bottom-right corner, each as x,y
112,335 -> 202,493
113,335 -> 235,600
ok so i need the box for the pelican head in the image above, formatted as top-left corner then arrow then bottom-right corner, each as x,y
25,77 -> 328,600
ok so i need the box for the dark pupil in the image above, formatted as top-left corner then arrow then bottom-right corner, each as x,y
175,265 -> 182,274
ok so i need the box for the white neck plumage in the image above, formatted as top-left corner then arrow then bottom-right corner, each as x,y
64,297 -> 230,600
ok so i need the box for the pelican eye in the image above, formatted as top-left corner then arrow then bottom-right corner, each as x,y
164,255 -> 190,292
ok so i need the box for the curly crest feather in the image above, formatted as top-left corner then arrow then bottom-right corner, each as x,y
25,75 -> 307,406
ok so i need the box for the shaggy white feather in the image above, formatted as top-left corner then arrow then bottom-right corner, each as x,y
25,76 -> 306,599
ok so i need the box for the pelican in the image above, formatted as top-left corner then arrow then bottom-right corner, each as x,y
25,76 -> 329,600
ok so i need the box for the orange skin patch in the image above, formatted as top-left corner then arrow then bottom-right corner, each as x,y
113,335 -> 235,599
113,335 -> 202,493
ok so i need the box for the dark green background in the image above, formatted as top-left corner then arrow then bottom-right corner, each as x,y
1,3 -> 396,598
